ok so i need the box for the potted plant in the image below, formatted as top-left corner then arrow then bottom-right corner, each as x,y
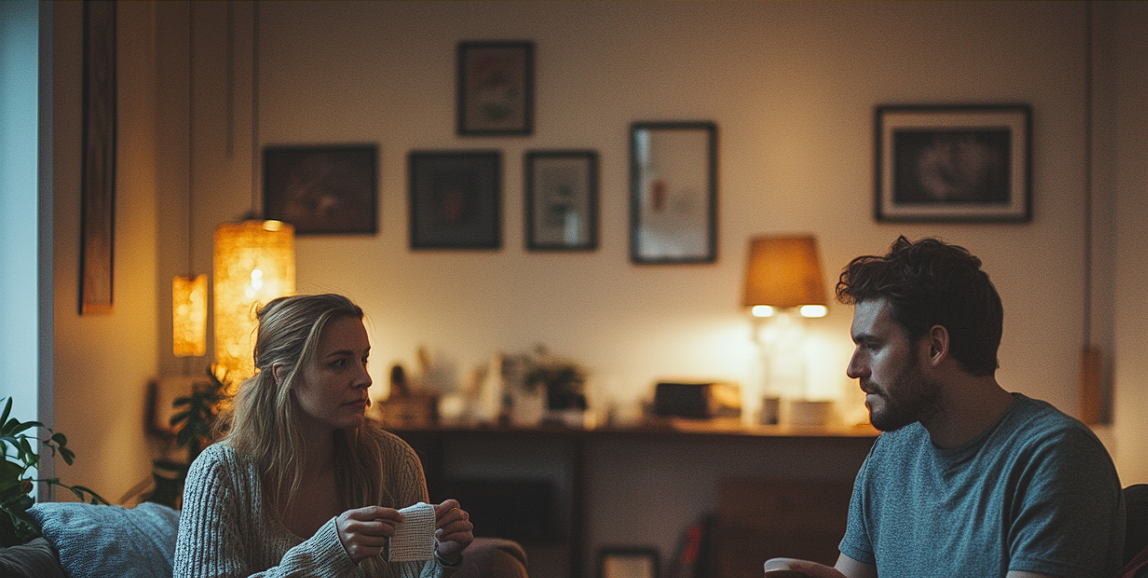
149,367 -> 231,508
0,397 -> 105,547
521,346 -> 588,424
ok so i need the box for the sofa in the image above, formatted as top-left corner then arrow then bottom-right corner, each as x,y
0,501 -> 528,578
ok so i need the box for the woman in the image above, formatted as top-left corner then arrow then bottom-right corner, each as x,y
174,294 -> 473,578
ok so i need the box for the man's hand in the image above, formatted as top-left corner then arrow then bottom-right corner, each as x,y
765,554 -> 877,578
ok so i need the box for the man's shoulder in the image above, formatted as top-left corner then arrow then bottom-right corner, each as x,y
1005,393 -> 1098,442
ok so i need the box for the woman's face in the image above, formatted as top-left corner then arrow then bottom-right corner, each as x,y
294,316 -> 373,432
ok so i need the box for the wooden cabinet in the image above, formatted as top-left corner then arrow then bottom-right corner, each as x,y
390,422 -> 877,578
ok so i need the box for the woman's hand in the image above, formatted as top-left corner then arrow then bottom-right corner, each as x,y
433,499 -> 474,563
336,506 -> 404,564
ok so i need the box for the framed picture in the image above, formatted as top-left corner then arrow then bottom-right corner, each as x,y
409,151 -> 501,249
80,0 -> 117,314
263,144 -> 378,235
875,105 -> 1032,222
525,150 -> 598,251
457,41 -> 534,136
630,121 -> 718,264
599,548 -> 659,578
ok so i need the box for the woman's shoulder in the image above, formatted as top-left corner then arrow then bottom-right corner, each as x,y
362,423 -> 419,459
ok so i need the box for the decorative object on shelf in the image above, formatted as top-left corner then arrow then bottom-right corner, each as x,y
599,547 -> 660,578
377,364 -> 439,428
263,144 -> 378,235
741,235 -> 830,425
408,150 -> 502,250
630,121 -> 718,264
457,41 -> 534,136
525,150 -> 599,251
523,346 -> 588,413
653,381 -> 742,420
213,219 -> 296,380
0,397 -> 107,547
874,104 -> 1032,222
79,0 -> 116,315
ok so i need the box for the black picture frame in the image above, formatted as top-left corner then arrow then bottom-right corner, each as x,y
630,121 -> 718,264
263,144 -> 378,235
408,151 -> 502,249
80,0 -> 117,315
525,150 -> 599,251
457,41 -> 534,136
598,547 -> 659,578
875,104 -> 1032,223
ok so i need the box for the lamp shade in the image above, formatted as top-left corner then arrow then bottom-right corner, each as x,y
742,235 -> 827,312
173,274 -> 208,357
213,220 -> 295,379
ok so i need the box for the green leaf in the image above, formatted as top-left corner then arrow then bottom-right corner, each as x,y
0,398 -> 11,428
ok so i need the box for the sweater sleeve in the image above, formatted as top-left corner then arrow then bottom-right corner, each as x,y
173,444 -> 360,578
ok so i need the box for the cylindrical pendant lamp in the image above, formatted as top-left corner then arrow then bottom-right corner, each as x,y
213,219 -> 295,379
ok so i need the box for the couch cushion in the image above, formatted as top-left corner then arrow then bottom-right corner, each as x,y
28,501 -> 180,578
0,536 -> 66,578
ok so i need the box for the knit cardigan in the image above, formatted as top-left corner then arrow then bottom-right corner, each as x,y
172,431 -> 457,578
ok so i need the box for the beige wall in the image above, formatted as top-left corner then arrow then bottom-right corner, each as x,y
47,0 -> 1148,536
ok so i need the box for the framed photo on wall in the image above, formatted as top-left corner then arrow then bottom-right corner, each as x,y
630,121 -> 718,264
408,151 -> 502,249
875,105 -> 1032,222
457,41 -> 534,136
263,144 -> 378,235
525,150 -> 598,251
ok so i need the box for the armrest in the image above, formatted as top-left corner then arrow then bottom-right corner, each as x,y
456,537 -> 528,578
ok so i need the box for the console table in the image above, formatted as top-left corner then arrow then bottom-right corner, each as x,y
389,420 -> 878,578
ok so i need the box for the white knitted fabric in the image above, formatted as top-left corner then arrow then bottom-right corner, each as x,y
389,502 -> 436,562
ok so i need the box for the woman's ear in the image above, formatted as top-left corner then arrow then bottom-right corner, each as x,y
271,363 -> 285,385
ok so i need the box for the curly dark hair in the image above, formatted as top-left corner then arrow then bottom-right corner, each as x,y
836,236 -> 1003,376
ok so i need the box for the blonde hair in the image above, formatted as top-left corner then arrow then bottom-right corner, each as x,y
221,294 -> 393,527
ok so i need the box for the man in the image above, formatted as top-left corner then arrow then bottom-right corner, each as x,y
768,236 -> 1125,578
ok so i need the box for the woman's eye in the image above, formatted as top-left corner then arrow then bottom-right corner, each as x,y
331,359 -> 347,369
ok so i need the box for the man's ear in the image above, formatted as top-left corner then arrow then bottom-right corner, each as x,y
923,325 -> 950,368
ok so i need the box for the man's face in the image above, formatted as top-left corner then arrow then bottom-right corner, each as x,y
846,299 -> 940,431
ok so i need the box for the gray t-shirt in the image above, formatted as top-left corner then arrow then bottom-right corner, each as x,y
840,393 -> 1125,578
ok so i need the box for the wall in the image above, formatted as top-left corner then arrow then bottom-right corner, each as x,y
41,0 -> 1148,555
1109,1 -> 1148,485
172,1 -> 1094,421
50,1 -> 159,502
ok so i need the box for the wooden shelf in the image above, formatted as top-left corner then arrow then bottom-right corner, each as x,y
388,420 -> 877,578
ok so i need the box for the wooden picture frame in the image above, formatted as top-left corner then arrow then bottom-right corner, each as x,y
457,41 -> 534,136
525,150 -> 598,251
599,547 -> 659,578
408,151 -> 502,249
630,122 -> 718,264
875,104 -> 1032,222
263,144 -> 378,235
79,0 -> 117,314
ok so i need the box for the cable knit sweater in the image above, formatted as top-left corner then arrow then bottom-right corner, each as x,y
172,431 -> 456,578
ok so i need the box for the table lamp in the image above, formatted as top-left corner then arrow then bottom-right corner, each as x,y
741,234 -> 830,425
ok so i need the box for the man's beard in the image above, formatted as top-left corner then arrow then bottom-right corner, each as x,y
864,353 -> 941,432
